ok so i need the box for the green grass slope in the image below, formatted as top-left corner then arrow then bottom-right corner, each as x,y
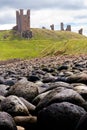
0,28 -> 87,60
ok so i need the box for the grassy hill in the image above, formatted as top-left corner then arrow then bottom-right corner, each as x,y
0,28 -> 87,60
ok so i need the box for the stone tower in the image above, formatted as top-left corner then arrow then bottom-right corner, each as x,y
16,9 -> 30,33
60,22 -> 64,31
50,24 -> 54,30
66,25 -> 71,31
78,28 -> 83,35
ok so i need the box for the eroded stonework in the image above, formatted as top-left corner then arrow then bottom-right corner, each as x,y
50,24 -> 54,30
78,28 -> 83,35
16,9 -> 30,33
60,22 -> 64,31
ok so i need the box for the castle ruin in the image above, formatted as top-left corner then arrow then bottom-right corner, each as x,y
12,9 -> 83,37
16,9 -> 30,33
78,28 -> 83,35
60,22 -> 71,32
60,22 -> 64,31
13,9 -> 32,38
50,24 -> 54,30
66,25 -> 71,31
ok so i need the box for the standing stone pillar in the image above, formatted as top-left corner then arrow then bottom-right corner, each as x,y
66,25 -> 71,31
60,22 -> 64,31
78,28 -> 83,35
50,24 -> 54,30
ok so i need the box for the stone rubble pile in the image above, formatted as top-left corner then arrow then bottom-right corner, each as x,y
0,55 -> 87,130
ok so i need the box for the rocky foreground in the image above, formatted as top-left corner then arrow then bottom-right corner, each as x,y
0,55 -> 87,130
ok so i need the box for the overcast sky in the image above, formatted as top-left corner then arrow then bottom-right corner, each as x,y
0,0 -> 87,36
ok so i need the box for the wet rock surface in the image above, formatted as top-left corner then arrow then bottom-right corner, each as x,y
0,55 -> 87,129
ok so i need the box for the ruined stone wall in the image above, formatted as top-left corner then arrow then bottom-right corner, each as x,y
50,24 -> 54,30
60,22 -> 64,31
78,28 -> 83,35
66,25 -> 71,31
16,9 -> 30,33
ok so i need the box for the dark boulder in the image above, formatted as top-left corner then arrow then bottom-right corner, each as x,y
75,113 -> 87,130
57,65 -> 69,71
37,102 -> 86,130
14,115 -> 37,129
4,79 -> 15,86
73,83 -> 87,100
0,111 -> 17,130
67,73 -> 87,85
0,84 -> 9,96
19,97 -> 36,115
35,87 -> 87,113
27,75 -> 40,82
1,95 -> 29,116
6,79 -> 39,102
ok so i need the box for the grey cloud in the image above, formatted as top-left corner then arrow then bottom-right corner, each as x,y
0,0 -> 86,10
0,15 -> 15,24
74,15 -> 87,19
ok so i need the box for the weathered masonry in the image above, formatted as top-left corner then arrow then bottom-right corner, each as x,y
16,9 -> 30,33
13,9 -> 32,38
60,22 -> 71,31
78,28 -> 83,35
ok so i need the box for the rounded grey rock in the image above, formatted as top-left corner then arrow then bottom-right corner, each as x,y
0,111 -> 17,130
1,95 -> 29,116
37,102 -> 86,130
